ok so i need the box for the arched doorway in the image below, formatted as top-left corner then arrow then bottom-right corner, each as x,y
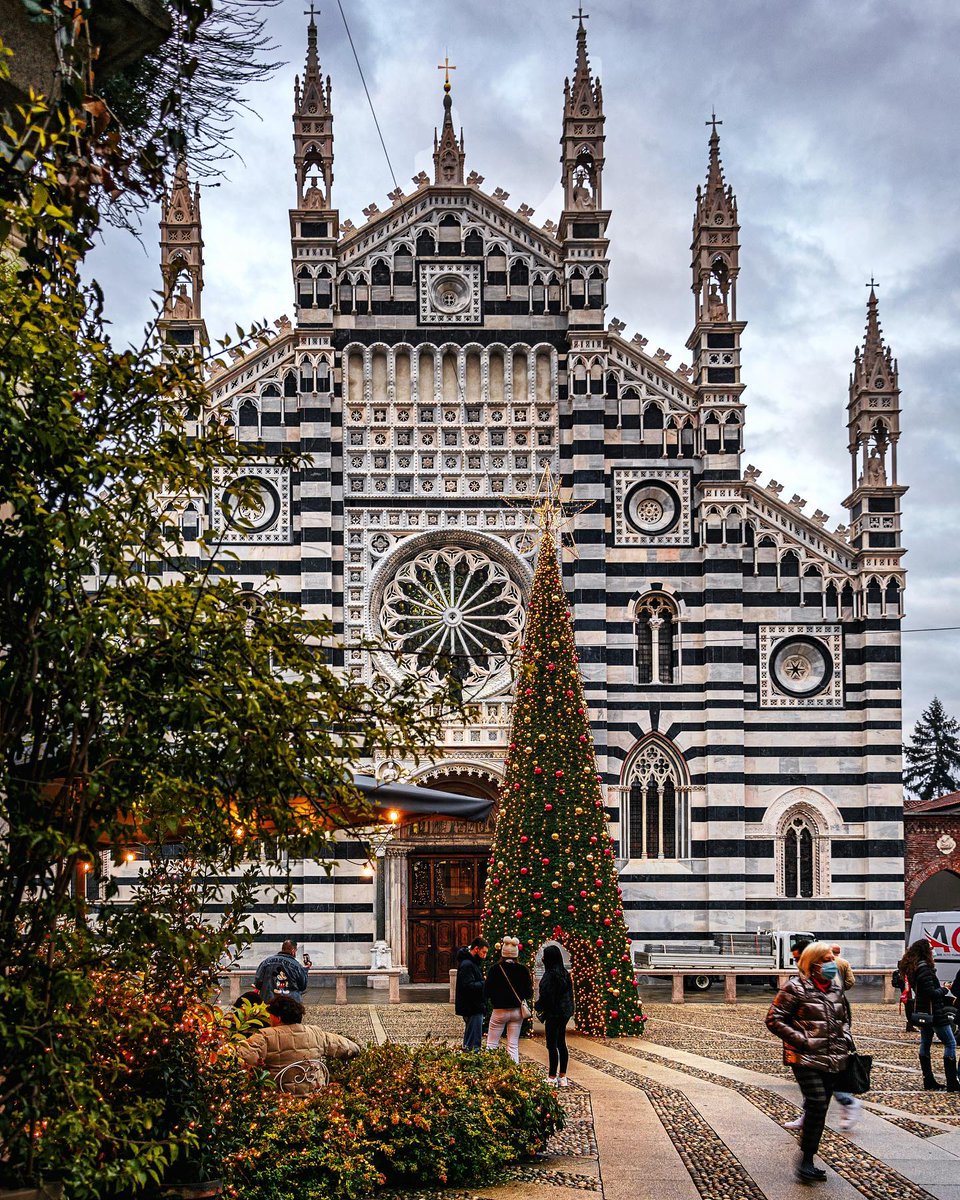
910,870 -> 960,917
396,770 -> 498,983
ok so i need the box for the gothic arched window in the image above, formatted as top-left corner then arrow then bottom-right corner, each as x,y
635,594 -> 678,685
776,806 -> 829,899
624,739 -> 688,860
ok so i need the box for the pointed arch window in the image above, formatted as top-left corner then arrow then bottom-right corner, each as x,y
635,594 -> 678,685
776,805 -> 829,899
624,739 -> 689,860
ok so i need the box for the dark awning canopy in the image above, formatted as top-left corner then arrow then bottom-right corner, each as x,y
352,774 -> 494,822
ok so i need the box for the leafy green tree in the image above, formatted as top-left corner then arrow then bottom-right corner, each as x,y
0,49 -> 446,1192
904,696 -> 960,800
482,527 -> 645,1037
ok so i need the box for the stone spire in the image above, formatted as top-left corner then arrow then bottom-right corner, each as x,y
847,283 -> 901,486
433,58 -> 465,185
293,7 -> 334,208
561,9 -> 604,212
158,155 -> 207,349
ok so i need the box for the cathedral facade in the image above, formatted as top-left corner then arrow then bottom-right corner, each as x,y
154,15 -> 906,975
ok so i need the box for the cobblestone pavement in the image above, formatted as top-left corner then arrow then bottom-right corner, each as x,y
301,999 -> 960,1199
642,1001 -> 960,1124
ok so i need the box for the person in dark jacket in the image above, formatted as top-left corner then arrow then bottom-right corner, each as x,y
900,939 -> 958,1092
535,943 -> 575,1086
766,942 -> 852,1185
254,940 -> 310,1003
485,935 -> 533,1063
455,937 -> 488,1051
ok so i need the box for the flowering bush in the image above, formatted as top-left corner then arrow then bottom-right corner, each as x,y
227,1043 -> 565,1200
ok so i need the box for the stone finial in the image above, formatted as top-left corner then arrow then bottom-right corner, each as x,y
743,464 -> 762,483
631,333 -> 649,349
541,218 -> 558,234
466,170 -> 485,186
834,523 -> 848,538
654,348 -> 672,363
767,480 -> 784,495
340,219 -> 356,233
676,363 -> 693,380
361,202 -> 380,219
789,494 -> 807,510
517,203 -> 535,219
387,187 -> 405,205
411,170 -> 430,188
228,346 -> 245,361
492,187 -> 511,202
608,318 -> 626,335
812,509 -> 829,526
274,314 -> 293,332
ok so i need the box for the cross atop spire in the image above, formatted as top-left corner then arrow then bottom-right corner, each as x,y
438,54 -> 456,92
572,4 -> 590,27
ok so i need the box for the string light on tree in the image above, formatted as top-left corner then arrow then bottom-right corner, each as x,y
481,501 -> 645,1037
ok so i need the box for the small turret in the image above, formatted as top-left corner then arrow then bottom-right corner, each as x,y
158,156 -> 207,350
433,57 -> 465,185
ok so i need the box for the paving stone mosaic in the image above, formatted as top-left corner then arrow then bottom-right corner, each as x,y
375,1004 -> 463,1045
603,1040 -> 942,1200
302,1002 -> 377,1045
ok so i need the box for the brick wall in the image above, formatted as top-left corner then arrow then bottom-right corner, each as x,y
904,812 -> 960,915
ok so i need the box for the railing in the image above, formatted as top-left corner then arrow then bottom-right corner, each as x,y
220,967 -> 403,1004
634,967 -> 898,1005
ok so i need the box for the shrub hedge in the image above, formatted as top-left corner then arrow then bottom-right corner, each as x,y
227,1043 -> 565,1200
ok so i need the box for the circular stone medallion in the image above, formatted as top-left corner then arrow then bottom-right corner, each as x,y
624,481 -> 681,536
221,475 -> 281,534
770,636 -> 833,698
429,272 -> 472,314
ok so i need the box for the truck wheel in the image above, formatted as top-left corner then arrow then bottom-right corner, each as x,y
685,975 -> 713,992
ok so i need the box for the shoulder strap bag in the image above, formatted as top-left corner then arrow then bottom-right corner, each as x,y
500,962 -> 532,1020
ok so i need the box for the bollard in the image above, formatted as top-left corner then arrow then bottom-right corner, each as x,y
724,973 -> 737,1004
671,973 -> 685,1004
388,971 -> 401,1003
335,974 -> 348,1004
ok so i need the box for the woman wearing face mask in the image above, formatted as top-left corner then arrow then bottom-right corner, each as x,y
766,942 -> 852,1185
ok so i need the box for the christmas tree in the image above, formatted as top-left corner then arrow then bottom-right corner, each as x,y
481,524 -> 645,1037
904,696 -> 960,800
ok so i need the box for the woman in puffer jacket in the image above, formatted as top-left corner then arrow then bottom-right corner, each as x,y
237,996 -> 360,1094
766,942 -> 852,1186
900,938 -> 958,1092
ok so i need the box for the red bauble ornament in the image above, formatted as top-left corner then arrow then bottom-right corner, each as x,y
493,878 -> 500,885
590,836 -> 598,844
579,734 -> 587,742
579,890 -> 588,898
603,917 -> 612,926
542,857 -> 550,865
520,867 -> 528,875
533,891 -> 543,899
595,800 -> 603,808
566,690 -> 575,698
555,770 -> 564,778
520,835 -> 529,843
567,904 -> 576,912
610,969 -> 618,977
524,687 -> 533,695
534,766 -> 543,775
514,783 -> 520,791
609,1010 -> 619,1019
596,938 -> 604,946
595,879 -> 603,887
544,803 -> 553,811
577,707 -> 584,714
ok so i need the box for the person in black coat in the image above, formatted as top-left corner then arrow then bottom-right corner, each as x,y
535,943 -> 575,1086
484,935 -> 533,1063
454,937 -> 488,1050
901,939 -> 958,1092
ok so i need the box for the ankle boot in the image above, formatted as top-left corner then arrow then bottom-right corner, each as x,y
919,1054 -> 944,1091
945,1056 -> 959,1093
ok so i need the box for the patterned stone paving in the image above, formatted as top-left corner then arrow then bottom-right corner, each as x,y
374,1003 -> 464,1045
302,1002 -> 378,1045
600,1039 -> 943,1200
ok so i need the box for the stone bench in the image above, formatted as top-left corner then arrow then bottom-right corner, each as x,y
634,967 -> 898,1004
222,967 -> 403,1004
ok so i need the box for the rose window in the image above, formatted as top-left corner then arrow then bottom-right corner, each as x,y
770,637 -> 833,698
635,498 -> 664,524
379,547 -> 524,690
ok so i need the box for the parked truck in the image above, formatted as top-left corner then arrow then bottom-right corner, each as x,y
632,929 -> 816,992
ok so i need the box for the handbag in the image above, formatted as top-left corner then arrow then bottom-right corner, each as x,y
839,1039 -> 873,1095
500,962 -> 532,1020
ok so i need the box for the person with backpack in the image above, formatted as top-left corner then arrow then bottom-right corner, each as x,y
900,939 -> 958,1092
484,935 -> 533,1064
254,939 -> 309,1003
535,944 -> 575,1087
455,937 -> 488,1051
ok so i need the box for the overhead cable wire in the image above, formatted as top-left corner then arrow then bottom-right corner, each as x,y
336,0 -> 400,193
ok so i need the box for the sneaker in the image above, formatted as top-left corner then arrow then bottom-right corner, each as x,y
558,1076 -> 570,1087
546,1076 -> 558,1086
783,1114 -> 805,1130
839,1098 -> 861,1132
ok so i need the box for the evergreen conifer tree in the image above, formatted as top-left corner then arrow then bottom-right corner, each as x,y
904,697 -> 960,800
482,527 -> 645,1036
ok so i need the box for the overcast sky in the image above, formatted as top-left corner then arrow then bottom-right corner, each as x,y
87,0 -> 960,738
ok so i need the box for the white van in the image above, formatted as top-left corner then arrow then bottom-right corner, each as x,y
907,911 -> 960,983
